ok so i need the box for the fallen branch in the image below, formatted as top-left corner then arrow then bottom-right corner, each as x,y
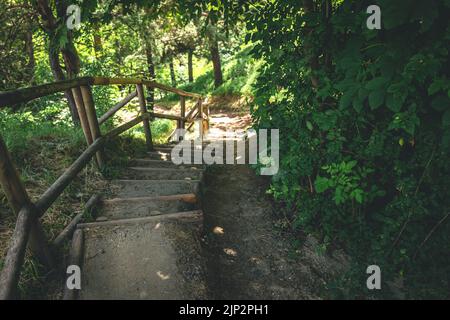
413,212 -> 450,260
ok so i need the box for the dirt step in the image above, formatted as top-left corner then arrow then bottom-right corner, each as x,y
129,159 -> 203,169
97,194 -> 198,220
147,151 -> 171,160
109,179 -> 200,198
122,167 -> 203,180
75,211 -> 207,299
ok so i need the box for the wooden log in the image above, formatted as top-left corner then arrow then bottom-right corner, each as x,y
0,135 -> 54,270
63,229 -> 84,300
35,115 -> 146,216
77,210 -> 202,229
80,85 -> 105,168
71,87 -> 93,146
136,84 -> 154,151
0,206 -> 33,300
104,193 -> 197,204
28,218 -> 55,270
98,91 -> 137,125
186,101 -> 199,120
0,76 -> 202,108
179,96 -> 186,141
35,138 -> 106,216
91,77 -> 202,98
53,194 -> 101,247
198,99 -> 204,139
0,77 -> 93,108
0,136 -> 31,213
105,114 -> 146,138
180,96 -> 186,125
149,111 -> 184,121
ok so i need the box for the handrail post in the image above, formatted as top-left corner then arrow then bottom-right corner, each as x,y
80,85 -> 105,169
71,87 -> 93,146
197,98 -> 204,139
0,135 -> 54,274
179,96 -> 186,141
136,84 -> 154,150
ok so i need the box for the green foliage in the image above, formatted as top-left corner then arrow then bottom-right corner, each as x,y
247,0 -> 450,298
168,43 -> 262,98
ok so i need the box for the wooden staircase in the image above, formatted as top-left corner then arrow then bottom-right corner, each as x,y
68,144 -> 208,299
0,77 -> 210,300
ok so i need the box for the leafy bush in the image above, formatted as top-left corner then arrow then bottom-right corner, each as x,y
247,0 -> 450,298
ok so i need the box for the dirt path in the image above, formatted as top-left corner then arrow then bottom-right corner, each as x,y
200,102 -> 347,299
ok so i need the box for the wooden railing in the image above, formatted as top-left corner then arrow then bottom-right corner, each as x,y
0,77 -> 208,299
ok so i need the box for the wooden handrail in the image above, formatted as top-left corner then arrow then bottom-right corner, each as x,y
0,77 -> 201,108
34,138 -> 106,217
0,205 -> 34,299
98,91 -> 137,125
34,114 -> 147,217
0,75 -> 206,300
92,77 -> 202,99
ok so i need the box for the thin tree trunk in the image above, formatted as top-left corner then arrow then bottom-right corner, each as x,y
169,58 -> 176,87
188,50 -> 194,83
25,29 -> 35,85
93,31 -> 102,57
303,0 -> 320,88
35,0 -> 81,124
49,42 -> 79,124
145,43 -> 156,108
210,40 -> 223,88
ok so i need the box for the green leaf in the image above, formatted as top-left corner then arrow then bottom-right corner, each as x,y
443,110 -> 450,127
386,93 -> 403,112
346,160 -> 357,170
314,176 -> 330,193
306,121 -> 313,131
352,97 -> 364,113
368,89 -> 385,110
431,95 -> 450,112
366,77 -> 388,90
340,88 -> 356,109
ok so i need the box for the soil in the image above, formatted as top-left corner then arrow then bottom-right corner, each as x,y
201,164 -> 347,299
199,101 -> 348,299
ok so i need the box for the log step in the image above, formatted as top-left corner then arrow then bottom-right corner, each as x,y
109,179 -> 200,198
76,210 -> 206,299
129,158 -> 203,169
122,167 -> 203,180
98,194 -> 198,220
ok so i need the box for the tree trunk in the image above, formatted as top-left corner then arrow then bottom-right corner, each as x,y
49,40 -> 79,124
93,32 -> 102,56
34,0 -> 81,124
188,50 -> 194,83
169,58 -> 177,87
302,0 -> 320,88
209,40 -> 223,88
145,42 -> 156,108
25,29 -> 35,85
